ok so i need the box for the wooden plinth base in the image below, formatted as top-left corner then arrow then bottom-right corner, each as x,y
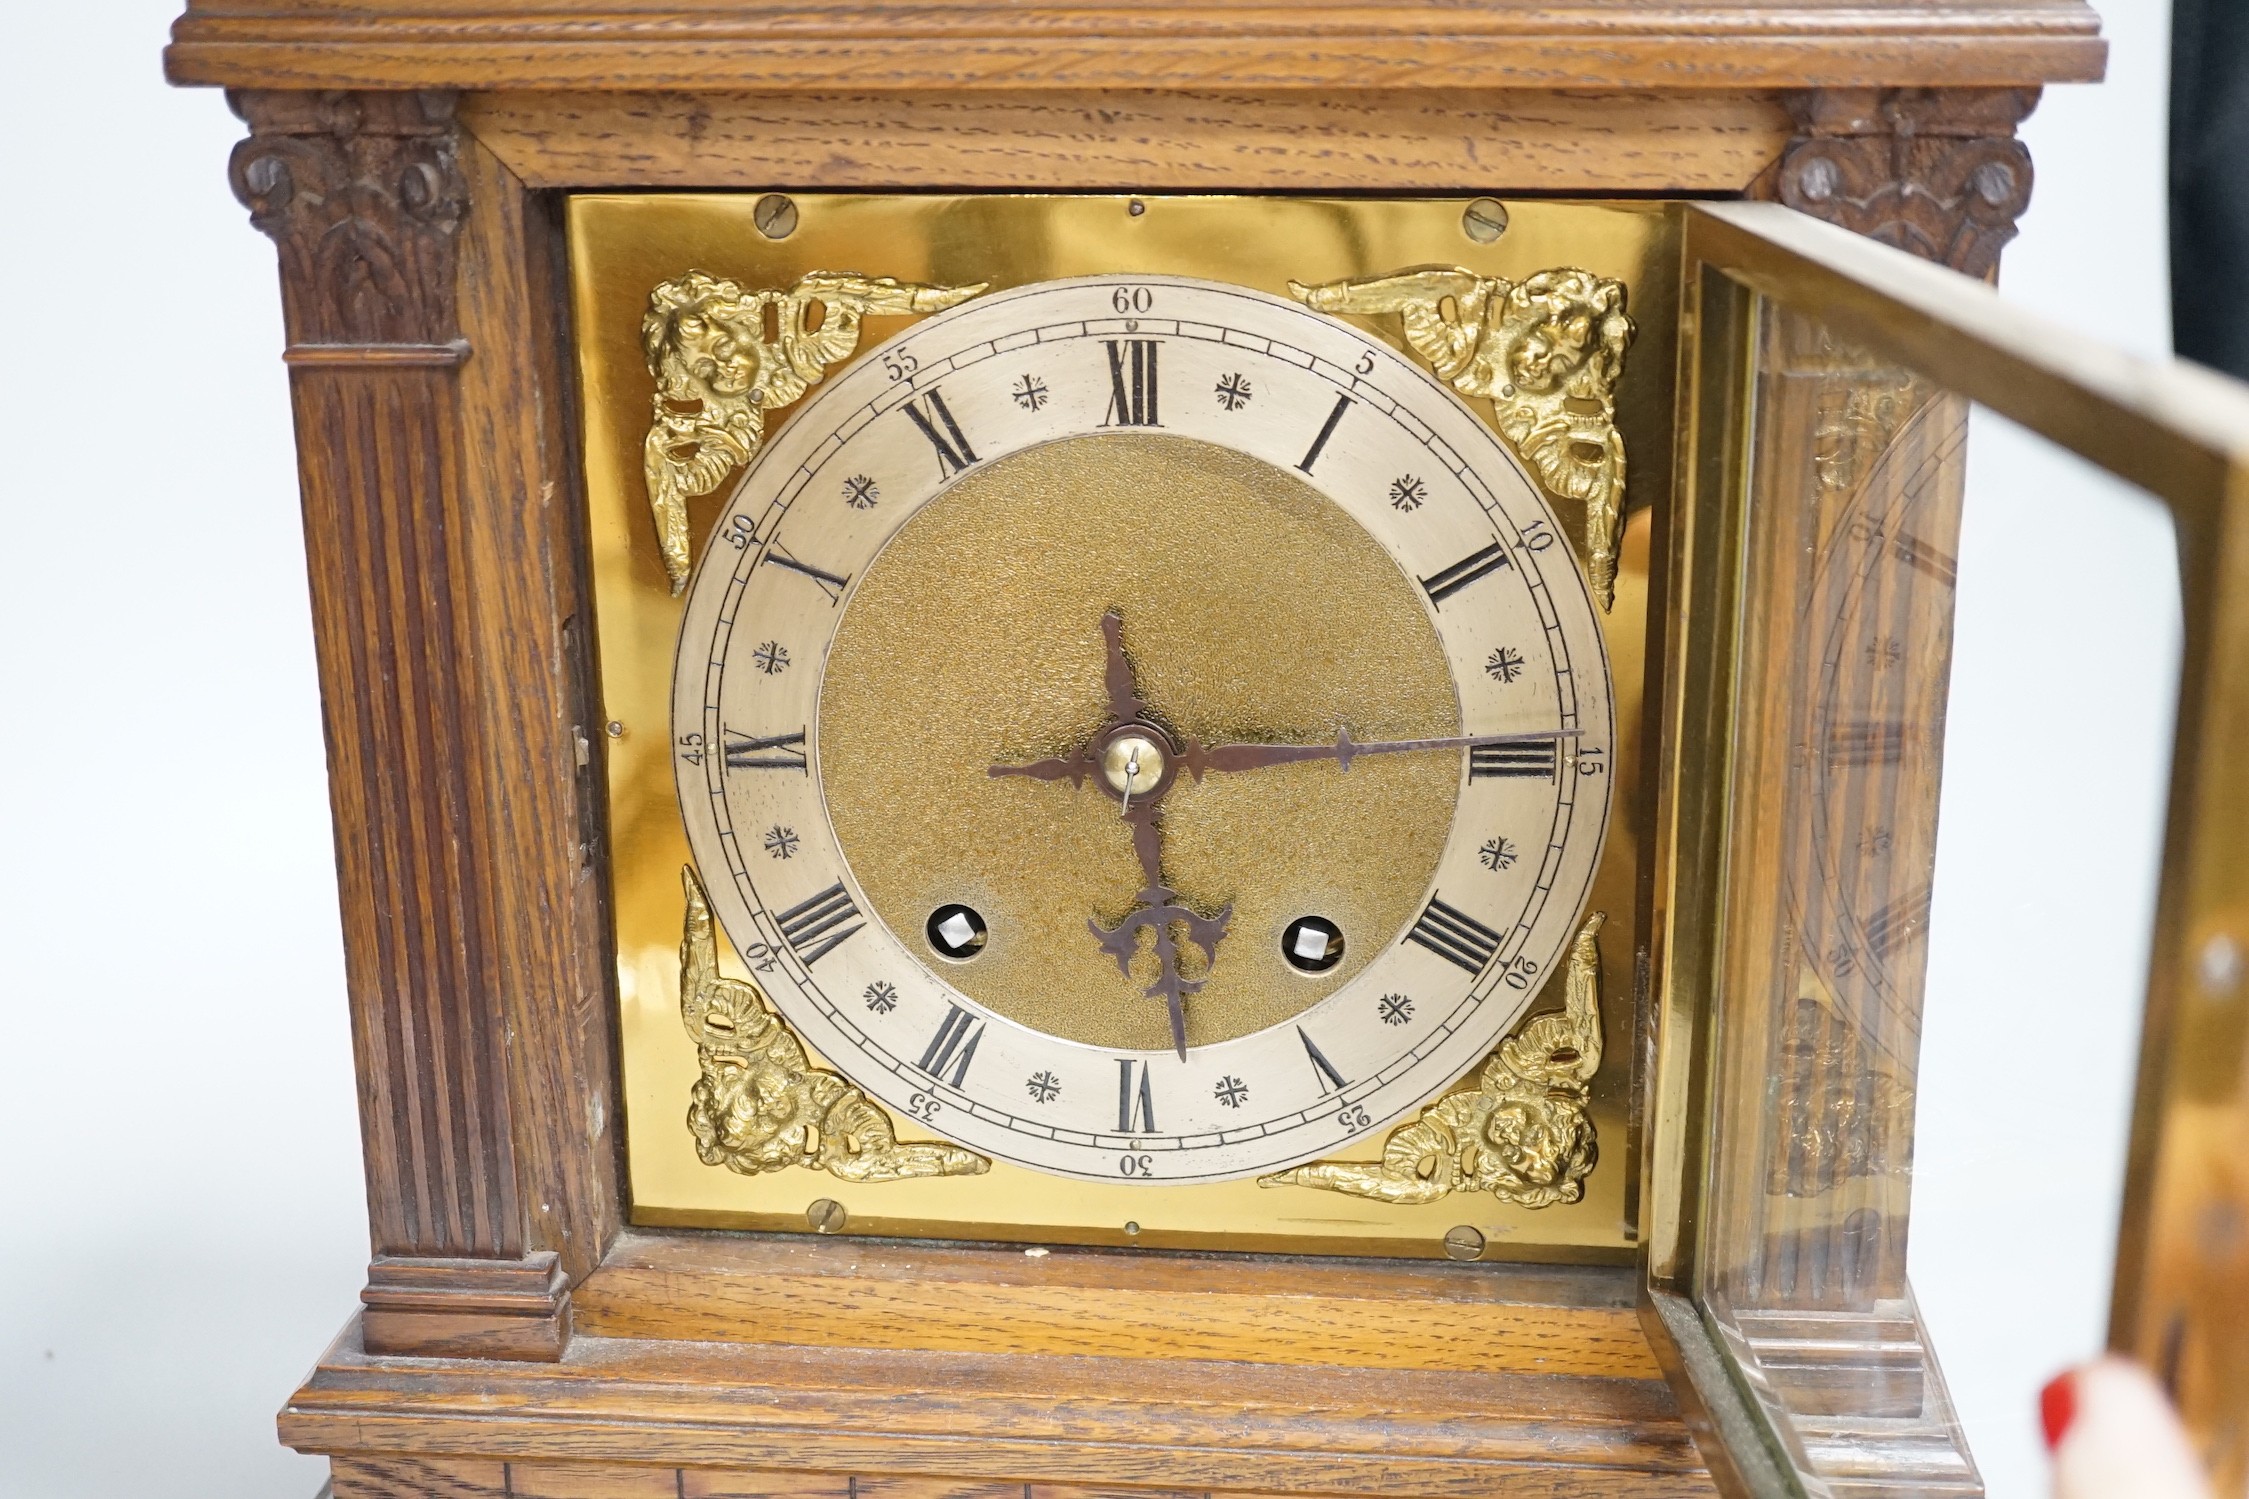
290,1232 -> 1714,1499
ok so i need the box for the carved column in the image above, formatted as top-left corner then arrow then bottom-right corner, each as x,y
231,89 -> 617,1359
1765,87 -> 2038,279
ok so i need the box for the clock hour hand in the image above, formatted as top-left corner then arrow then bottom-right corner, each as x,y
1122,789 -> 1163,889
986,608 -> 1233,1059
1090,772 -> 1217,1062
986,611 -> 1153,788
1179,725 -> 1581,778
986,745 -> 1096,787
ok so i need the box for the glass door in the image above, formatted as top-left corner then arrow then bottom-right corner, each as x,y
1645,202 -> 2249,1498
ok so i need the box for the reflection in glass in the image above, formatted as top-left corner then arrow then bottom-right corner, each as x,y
1700,304 -> 1977,1492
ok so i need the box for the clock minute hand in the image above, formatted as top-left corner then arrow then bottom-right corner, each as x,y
1181,726 -> 1581,779
1099,608 -> 1150,725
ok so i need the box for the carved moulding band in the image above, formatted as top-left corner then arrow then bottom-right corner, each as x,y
1260,910 -> 1605,1207
678,866 -> 989,1183
642,271 -> 986,592
1290,269 -> 1634,612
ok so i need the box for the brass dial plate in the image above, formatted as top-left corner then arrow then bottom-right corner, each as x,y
573,193 -> 1678,1256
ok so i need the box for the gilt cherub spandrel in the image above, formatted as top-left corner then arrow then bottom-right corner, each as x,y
1260,911 -> 1605,1207
642,271 -> 984,592
678,865 -> 987,1183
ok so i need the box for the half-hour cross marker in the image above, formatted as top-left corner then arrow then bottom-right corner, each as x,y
1404,894 -> 1504,974
1297,394 -> 1353,473
762,544 -> 851,604
1297,1026 -> 1348,1094
901,387 -> 979,477
1102,340 -> 1161,427
775,882 -> 863,966
916,1004 -> 985,1087
1116,1059 -> 1159,1133
1470,741 -> 1559,781
722,727 -> 807,773
1420,541 -> 1511,605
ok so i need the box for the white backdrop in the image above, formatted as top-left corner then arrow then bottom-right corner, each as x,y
0,4 -> 2178,1496
1911,0 -> 2181,1493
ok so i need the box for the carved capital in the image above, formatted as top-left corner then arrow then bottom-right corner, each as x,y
1768,88 -> 2038,278
227,89 -> 467,345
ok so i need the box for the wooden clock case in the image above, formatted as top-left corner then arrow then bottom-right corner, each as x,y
164,6 -> 2106,1496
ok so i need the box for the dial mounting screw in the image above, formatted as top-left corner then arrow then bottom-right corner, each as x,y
1462,198 -> 1509,244
754,193 -> 800,239
807,1198 -> 847,1234
1443,1225 -> 1486,1261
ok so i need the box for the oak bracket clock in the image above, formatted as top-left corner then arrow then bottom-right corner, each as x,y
165,7 -> 2249,1498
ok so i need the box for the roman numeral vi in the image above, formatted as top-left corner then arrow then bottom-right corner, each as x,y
1116,1059 -> 1159,1133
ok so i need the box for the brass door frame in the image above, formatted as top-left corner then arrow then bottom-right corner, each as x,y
1644,201 -> 2249,1496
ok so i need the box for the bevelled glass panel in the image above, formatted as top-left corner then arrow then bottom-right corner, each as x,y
1691,298 -> 2179,1498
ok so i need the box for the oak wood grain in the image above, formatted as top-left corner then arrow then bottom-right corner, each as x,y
168,3 -> 2104,93
459,88 -> 1795,193
1767,87 -> 2039,277
509,1464 -> 685,1499
232,90 -> 526,1265
231,89 -> 622,1354
855,1486 -> 1041,1499
453,117 -> 624,1287
283,1320 -> 1714,1497
326,1464 -> 1712,1499
573,1231 -> 1662,1378
361,1251 -> 571,1358
330,1456 -> 510,1499
207,10 -> 2052,1478
680,1475 -> 849,1499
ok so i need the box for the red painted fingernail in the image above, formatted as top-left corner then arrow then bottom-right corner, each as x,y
2040,1368 -> 2079,1451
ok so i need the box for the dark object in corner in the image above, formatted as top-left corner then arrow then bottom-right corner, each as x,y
2172,0 -> 2249,379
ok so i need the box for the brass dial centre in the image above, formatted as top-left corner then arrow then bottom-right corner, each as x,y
1100,730 -> 1169,799
818,433 -> 1461,1051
